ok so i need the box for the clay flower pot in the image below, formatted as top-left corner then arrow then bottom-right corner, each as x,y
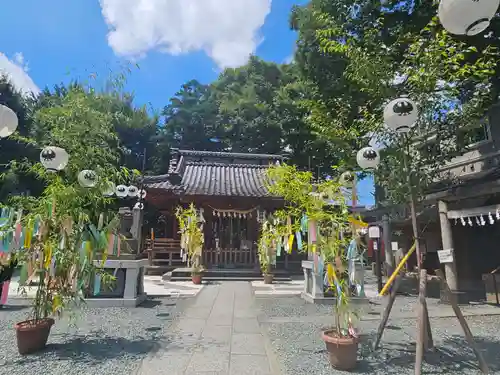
321,329 -> 358,371
15,318 -> 55,355
263,274 -> 274,284
192,274 -> 202,285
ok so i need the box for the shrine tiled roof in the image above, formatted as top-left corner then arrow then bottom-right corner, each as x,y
143,149 -> 284,198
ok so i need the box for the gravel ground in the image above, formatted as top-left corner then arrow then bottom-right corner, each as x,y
255,294 -> 494,320
0,296 -> 191,375
257,296 -> 500,375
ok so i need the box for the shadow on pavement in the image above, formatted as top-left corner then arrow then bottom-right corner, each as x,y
355,334 -> 500,373
11,334 -> 167,365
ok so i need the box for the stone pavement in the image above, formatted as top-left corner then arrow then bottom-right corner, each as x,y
136,281 -> 282,375
144,276 -> 205,298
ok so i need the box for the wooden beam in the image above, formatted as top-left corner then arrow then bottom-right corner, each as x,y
425,179 -> 500,203
447,204 -> 500,219
414,269 -> 427,375
436,270 -> 490,374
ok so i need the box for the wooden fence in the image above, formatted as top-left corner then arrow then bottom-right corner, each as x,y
202,248 -> 257,267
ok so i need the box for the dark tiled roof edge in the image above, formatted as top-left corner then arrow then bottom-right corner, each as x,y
174,149 -> 285,160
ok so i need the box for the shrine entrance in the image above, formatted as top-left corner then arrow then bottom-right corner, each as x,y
203,207 -> 258,268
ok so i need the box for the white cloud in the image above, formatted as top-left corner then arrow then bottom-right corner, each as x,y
99,0 -> 272,69
0,52 -> 40,96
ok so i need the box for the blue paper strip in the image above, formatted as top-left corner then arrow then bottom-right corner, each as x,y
296,231 -> 302,250
93,274 -> 101,296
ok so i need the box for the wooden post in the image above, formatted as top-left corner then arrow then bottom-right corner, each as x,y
374,275 -> 402,350
415,269 -> 427,375
438,201 -> 458,292
382,214 -> 394,276
436,270 -> 489,374
423,300 -> 434,350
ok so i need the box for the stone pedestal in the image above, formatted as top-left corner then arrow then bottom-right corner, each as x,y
85,259 -> 148,307
301,260 -> 335,304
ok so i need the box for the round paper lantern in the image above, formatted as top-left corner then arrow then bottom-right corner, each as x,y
78,170 -> 97,188
134,202 -> 144,210
40,146 -> 69,172
127,185 -> 138,198
115,185 -> 128,198
339,171 -> 355,186
0,104 -> 18,138
137,189 -> 147,199
383,97 -> 418,133
357,146 -> 380,171
438,0 -> 499,36
102,181 -> 116,196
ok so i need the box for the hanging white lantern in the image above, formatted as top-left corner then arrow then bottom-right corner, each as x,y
0,104 -> 18,138
78,170 -> 97,188
115,184 -> 128,198
339,171 -> 355,186
40,146 -> 69,172
356,146 -> 380,171
137,189 -> 147,199
438,0 -> 499,36
383,97 -> 418,133
133,202 -> 144,210
102,181 -> 116,196
127,185 -> 138,198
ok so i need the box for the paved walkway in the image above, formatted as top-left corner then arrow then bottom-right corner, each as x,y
137,281 -> 281,375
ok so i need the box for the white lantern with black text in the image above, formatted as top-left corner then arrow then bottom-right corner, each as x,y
0,104 -> 18,138
339,171 -> 355,186
137,189 -> 147,199
78,170 -> 97,188
115,185 -> 128,198
383,97 -> 418,133
40,146 -> 69,172
357,146 -> 380,171
438,0 -> 500,36
127,185 -> 138,198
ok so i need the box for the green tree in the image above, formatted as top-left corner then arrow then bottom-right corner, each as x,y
292,0 -> 498,204
161,80 -> 223,152
158,57 -> 339,173
0,75 -> 41,199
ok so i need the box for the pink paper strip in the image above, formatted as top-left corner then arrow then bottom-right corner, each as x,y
107,234 -> 114,255
308,220 -> 317,243
14,223 -> 22,244
117,236 -> 121,257
0,281 -> 10,305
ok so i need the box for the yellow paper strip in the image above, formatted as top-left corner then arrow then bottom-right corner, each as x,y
287,234 -> 294,253
44,245 -> 52,268
348,216 -> 368,228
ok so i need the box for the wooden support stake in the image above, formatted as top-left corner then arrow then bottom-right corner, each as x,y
415,269 -> 427,375
373,275 -> 402,350
436,269 -> 489,374
423,299 -> 434,350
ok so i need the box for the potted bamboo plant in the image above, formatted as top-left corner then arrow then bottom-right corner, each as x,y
267,163 -> 360,371
0,78 -> 141,354
258,220 -> 278,284
11,182 -> 119,355
176,204 -> 204,284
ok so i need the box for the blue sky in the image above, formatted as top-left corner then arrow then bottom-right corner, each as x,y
0,0 -> 374,205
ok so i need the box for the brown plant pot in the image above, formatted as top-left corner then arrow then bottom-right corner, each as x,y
321,329 -> 358,371
15,318 -> 55,355
263,274 -> 274,284
192,274 -> 202,285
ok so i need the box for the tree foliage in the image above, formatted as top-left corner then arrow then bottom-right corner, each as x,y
292,0 -> 499,204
